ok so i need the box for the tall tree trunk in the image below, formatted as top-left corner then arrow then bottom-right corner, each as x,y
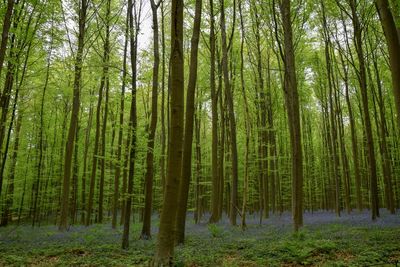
160,1 -> 167,197
0,34 -> 16,197
239,0 -> 250,230
375,0 -> 400,128
251,0 -> 269,219
337,49 -> 363,211
34,25 -> 53,225
217,55 -> 225,219
266,53 -> 277,215
0,0 -> 15,78
98,0 -> 111,223
321,2 -> 341,216
1,113 -> 22,226
0,45 -> 27,223
175,0 -> 202,245
209,0 -> 220,224
122,0 -> 140,249
153,0 -> 184,263
140,0 -> 161,240
70,124 -> 79,223
59,0 -> 88,231
112,8 -> 129,229
280,0 -> 303,231
194,98 -> 202,223
81,91 -> 93,224
370,51 -> 395,214
349,0 -> 379,220
220,0 -> 238,226
86,50 -> 105,226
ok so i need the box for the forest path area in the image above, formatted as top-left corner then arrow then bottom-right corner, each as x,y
0,210 -> 399,266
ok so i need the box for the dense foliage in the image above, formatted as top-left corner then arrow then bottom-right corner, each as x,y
0,0 -> 399,264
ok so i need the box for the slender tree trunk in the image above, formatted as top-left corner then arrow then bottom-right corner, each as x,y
194,99 -> 202,223
266,53 -> 277,215
140,0 -> 161,240
34,27 -> 53,225
0,0 -> 14,78
336,90 -> 352,214
239,0 -> 250,230
321,2 -> 341,216
160,1 -> 167,197
81,91 -> 93,224
122,0 -> 140,249
70,124 -> 79,224
0,35 -> 16,197
175,0 -> 202,245
1,113 -> 22,226
59,0 -> 88,231
112,9 -> 129,230
119,130 -> 130,225
87,56 -> 104,226
220,0 -> 238,226
98,0 -> 111,224
371,53 -> 395,214
349,0 -> 379,220
252,0 -> 269,219
337,49 -> 362,211
217,57 -> 225,219
280,0 -> 303,231
0,46 -> 26,222
18,150 -> 31,224
376,0 -> 400,128
153,0 -> 184,263
209,0 -> 220,224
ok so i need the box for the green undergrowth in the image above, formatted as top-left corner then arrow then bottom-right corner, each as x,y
0,221 -> 399,266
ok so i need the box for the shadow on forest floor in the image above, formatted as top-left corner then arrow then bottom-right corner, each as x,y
0,209 -> 399,266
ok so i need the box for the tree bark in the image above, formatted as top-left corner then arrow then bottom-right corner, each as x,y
321,2 -> 341,216
153,0 -> 184,263
0,113 -> 22,226
220,0 -> 238,226
98,0 -> 111,224
375,0 -> 400,129
337,49 -> 363,211
140,0 -> 161,240
280,0 -> 303,231
59,0 -> 88,231
370,50 -> 395,214
239,0 -> 250,230
175,0 -> 202,245
160,1 -> 167,197
209,0 -> 220,224
112,8 -> 129,229
0,0 -> 15,79
122,0 -> 140,249
349,0 -> 379,220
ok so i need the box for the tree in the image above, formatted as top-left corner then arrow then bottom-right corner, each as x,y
153,0 -> 184,263
141,0 -> 161,240
175,0 -> 202,244
220,0 -> 239,226
239,0 -> 251,229
59,0 -> 88,231
347,0 -> 380,220
209,0 -> 219,224
112,3 -> 130,230
375,0 -> 400,128
122,0 -> 142,249
0,0 -> 15,79
98,0 -> 112,223
279,0 -> 303,231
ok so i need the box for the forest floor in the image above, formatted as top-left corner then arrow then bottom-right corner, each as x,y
0,210 -> 399,266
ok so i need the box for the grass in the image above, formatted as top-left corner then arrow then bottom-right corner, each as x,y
0,211 -> 399,266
